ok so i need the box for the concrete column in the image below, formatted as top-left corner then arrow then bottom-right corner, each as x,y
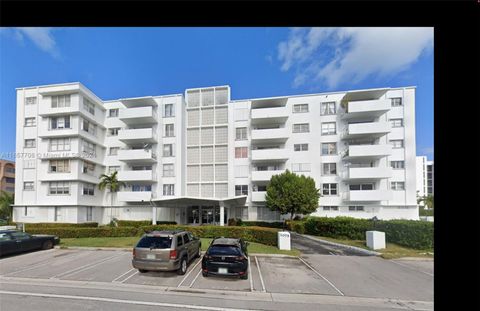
152,205 -> 157,225
220,201 -> 225,226
199,206 -> 202,225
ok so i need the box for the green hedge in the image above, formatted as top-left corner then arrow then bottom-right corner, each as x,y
241,221 -> 285,229
27,225 -> 279,246
291,217 -> 433,249
116,220 -> 177,227
419,208 -> 434,217
13,222 -> 98,228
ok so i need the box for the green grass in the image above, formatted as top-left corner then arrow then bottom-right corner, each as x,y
306,235 -> 434,260
60,237 -> 300,256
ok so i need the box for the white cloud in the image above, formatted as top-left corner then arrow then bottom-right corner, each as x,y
13,27 -> 60,58
277,27 -> 433,89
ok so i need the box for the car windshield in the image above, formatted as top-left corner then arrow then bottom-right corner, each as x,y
0,233 -> 11,241
136,236 -> 172,249
208,245 -> 242,256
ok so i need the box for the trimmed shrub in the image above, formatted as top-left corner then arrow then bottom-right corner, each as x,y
241,221 -> 285,229
27,227 -> 139,238
13,222 -> 98,229
375,220 -> 433,249
117,220 -> 176,227
291,221 -> 305,234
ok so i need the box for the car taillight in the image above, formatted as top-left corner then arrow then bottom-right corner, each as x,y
169,249 -> 177,259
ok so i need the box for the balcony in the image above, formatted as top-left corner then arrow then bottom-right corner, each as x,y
343,190 -> 393,202
251,107 -> 289,124
117,149 -> 157,163
117,170 -> 154,182
342,167 -> 393,180
251,149 -> 288,162
251,191 -> 266,202
118,128 -> 156,144
341,99 -> 390,120
343,144 -> 392,161
117,191 -> 152,202
341,122 -> 390,140
119,106 -> 157,125
251,128 -> 289,143
251,170 -> 284,182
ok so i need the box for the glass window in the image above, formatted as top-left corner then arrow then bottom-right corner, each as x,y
136,236 -> 172,249
164,104 -> 174,117
82,183 -> 95,196
108,109 -> 119,117
391,182 -> 405,190
49,160 -> 70,173
49,138 -> 71,151
322,183 -> 337,196
51,116 -> 70,129
323,206 -> 338,211
235,127 -> 247,140
82,119 -> 96,135
349,206 -> 364,211
293,123 -> 309,133
49,182 -> 70,195
294,144 -> 308,151
321,102 -> 336,115
390,118 -> 403,127
390,140 -> 404,148
323,163 -> 337,175
321,122 -> 336,135
83,98 -> 95,115
391,161 -> 405,169
86,207 -> 93,222
235,147 -> 248,158
391,98 -> 402,107
51,95 -> 71,108
82,140 -> 96,155
82,161 -> 95,175
321,143 -> 337,155
108,128 -> 120,136
165,124 -> 175,137
163,144 -> 174,157
108,166 -> 120,174
183,233 -> 191,244
109,147 -> 119,155
10,232 -> 31,240
293,104 -> 309,113
25,97 -> 37,105
235,185 -> 248,196
163,184 -> 175,196
23,182 -> 34,191
24,117 -> 36,127
163,164 -> 175,177
292,163 -> 311,172
24,139 -> 36,148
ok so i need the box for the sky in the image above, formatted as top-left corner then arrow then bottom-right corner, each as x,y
0,27 -> 433,161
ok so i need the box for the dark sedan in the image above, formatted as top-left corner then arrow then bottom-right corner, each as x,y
0,230 -> 60,257
202,237 -> 249,279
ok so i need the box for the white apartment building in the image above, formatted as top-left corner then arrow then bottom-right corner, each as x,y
416,156 -> 434,200
13,82 -> 419,225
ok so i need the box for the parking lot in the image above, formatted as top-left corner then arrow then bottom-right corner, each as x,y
0,248 -> 433,301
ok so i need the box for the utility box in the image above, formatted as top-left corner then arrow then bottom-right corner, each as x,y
278,231 -> 291,250
366,231 -> 386,250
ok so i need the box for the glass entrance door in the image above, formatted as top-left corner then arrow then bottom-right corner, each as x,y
202,207 -> 215,225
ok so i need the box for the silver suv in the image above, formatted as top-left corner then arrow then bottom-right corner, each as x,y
132,230 -> 202,275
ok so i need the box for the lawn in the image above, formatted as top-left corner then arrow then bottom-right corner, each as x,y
306,235 -> 434,259
60,237 -> 300,256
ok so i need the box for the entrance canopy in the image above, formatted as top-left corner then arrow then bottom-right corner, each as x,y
150,196 -> 247,208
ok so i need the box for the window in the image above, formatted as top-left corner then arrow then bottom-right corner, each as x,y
391,98 -> 402,107
108,166 -> 120,174
24,159 -> 36,169
164,104 -> 174,117
322,183 -> 338,196
109,147 -> 119,156
49,160 -> 70,173
390,140 -> 404,148
5,166 -> 15,174
349,206 -> 364,211
24,139 -> 36,148
349,184 -> 374,190
163,144 -> 174,157
235,127 -> 247,140
163,184 -> 175,196
321,122 -> 336,135
391,161 -> 405,169
25,97 -> 37,105
292,163 -> 311,172
51,116 -> 70,129
323,163 -> 337,175
321,143 -> 337,155
82,183 -> 95,196
51,95 -> 71,108
11,231 -> 31,240
132,184 -> 152,192
49,182 -> 70,195
321,102 -> 336,115
165,124 -> 175,137
235,147 -> 248,158
390,118 -> 403,127
293,104 -> 309,113
82,119 -> 96,135
108,109 -> 119,117
49,138 -> 71,151
183,233 -> 191,244
294,144 -> 308,151
24,207 -> 29,216
54,207 -> 62,222
177,235 -> 184,247
391,182 -> 405,190
323,206 -> 339,211
82,140 -> 96,155
163,164 -> 174,177
86,207 -> 93,222
82,161 -> 95,175
108,128 -> 120,136
5,177 -> 15,183
293,123 -> 309,133
83,98 -> 95,115
24,117 -> 36,127
235,185 -> 248,196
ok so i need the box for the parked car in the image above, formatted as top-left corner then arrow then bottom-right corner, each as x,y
132,230 -> 202,275
0,230 -> 60,257
202,237 -> 249,279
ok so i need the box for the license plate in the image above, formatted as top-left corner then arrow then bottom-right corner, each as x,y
146,254 -> 156,260
218,268 -> 228,274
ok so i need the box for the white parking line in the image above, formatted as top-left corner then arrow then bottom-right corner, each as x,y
57,252 -> 128,279
119,270 -> 139,283
298,257 -> 344,296
0,290 -> 259,311
111,268 -> 136,283
248,256 -> 253,292
50,253 -> 124,279
389,260 -> 434,277
178,257 -> 203,287
189,269 -> 202,288
329,252 -> 336,256
254,256 -> 266,293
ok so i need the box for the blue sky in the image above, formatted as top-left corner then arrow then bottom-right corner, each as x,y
0,27 -> 433,161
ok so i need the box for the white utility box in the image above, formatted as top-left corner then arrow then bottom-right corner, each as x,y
366,231 -> 386,250
278,231 -> 291,250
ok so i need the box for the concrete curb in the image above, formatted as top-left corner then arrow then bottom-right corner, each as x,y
293,232 -> 381,256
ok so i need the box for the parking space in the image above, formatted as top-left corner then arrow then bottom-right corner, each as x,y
0,248 -> 433,302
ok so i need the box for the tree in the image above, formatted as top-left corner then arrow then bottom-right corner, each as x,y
265,170 -> 320,220
98,171 -> 125,224
417,194 -> 434,210
0,191 -> 14,222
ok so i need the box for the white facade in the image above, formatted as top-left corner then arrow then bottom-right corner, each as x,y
416,156 -> 434,201
13,83 -> 419,224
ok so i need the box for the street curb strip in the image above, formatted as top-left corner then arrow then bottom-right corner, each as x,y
295,232 -> 381,256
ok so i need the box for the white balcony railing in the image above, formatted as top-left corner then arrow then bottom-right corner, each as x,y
117,170 -> 154,182
341,99 -> 390,119
342,122 -> 390,139
119,106 -> 157,125
343,190 -> 393,202
251,170 -> 284,181
251,149 -> 288,162
341,167 -> 393,180
251,107 -> 289,123
343,144 -> 392,160
117,149 -> 157,162
118,128 -> 157,143
117,191 -> 152,202
251,128 -> 289,142
251,191 -> 266,202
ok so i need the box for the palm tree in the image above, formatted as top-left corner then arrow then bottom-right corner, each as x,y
417,194 -> 434,210
98,171 -> 125,224
0,191 -> 14,222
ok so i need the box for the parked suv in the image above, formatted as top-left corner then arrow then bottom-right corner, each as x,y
132,230 -> 201,275
202,237 -> 249,279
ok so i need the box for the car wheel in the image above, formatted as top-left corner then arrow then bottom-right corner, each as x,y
177,257 -> 187,275
138,269 -> 148,273
42,240 -> 53,250
240,273 -> 248,280
202,271 -> 208,277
